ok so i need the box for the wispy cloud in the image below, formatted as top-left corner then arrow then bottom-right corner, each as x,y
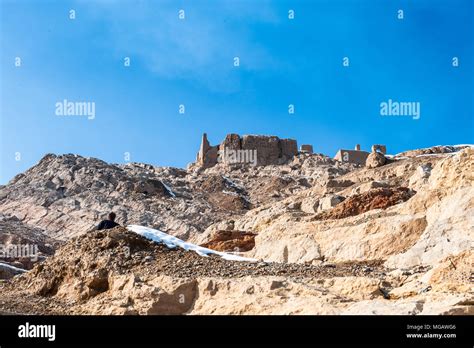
79,0 -> 281,92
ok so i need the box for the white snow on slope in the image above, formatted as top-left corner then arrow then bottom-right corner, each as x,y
435,144 -> 474,148
127,225 -> 256,262
393,144 -> 474,158
0,262 -> 26,273
222,190 -> 240,196
222,176 -> 245,192
415,153 -> 457,158
162,182 -> 176,198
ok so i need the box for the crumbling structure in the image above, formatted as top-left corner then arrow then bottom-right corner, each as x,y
300,144 -> 314,154
196,133 -> 299,168
197,133 -> 219,168
334,144 -> 387,166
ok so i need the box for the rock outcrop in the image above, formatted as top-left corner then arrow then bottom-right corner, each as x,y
0,214 -> 60,278
312,187 -> 415,221
201,147 -> 473,290
0,140 -> 472,315
200,230 -> 256,252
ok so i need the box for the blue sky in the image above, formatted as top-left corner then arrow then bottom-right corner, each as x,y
1,0 -> 473,184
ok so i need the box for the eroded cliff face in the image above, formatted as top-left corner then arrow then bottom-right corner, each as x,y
233,147 -> 473,269
0,145 -> 472,315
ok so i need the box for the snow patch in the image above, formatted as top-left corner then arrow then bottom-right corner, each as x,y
395,145 -> 473,158
222,176 -> 245,192
434,144 -> 473,149
162,182 -> 176,198
0,262 -> 26,273
127,225 -> 256,262
222,190 -> 240,196
222,176 -> 251,204
415,153 -> 457,158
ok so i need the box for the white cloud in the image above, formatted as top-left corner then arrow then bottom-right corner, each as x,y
79,0 -> 280,92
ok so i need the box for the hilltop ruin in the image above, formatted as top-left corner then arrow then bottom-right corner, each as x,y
335,144 -> 388,166
196,133 -> 303,168
196,133 -> 387,168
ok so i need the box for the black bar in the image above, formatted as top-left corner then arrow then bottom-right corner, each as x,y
0,315 -> 471,347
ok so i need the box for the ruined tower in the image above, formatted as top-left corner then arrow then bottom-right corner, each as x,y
195,133 -> 300,168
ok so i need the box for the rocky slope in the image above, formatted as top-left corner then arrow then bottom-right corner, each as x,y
0,226 -> 470,315
232,147 -> 473,267
0,214 -> 61,279
0,152 -> 354,241
0,144 -> 472,315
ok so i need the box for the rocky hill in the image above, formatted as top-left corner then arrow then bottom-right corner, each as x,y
0,140 -> 472,315
0,151 -> 354,241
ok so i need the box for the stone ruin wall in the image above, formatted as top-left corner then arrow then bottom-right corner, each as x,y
196,133 -> 299,168
196,133 -> 387,168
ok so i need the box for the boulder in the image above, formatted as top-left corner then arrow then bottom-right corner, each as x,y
366,151 -> 387,168
301,196 -> 320,213
133,179 -> 170,197
319,195 -> 345,211
371,144 -> 387,154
